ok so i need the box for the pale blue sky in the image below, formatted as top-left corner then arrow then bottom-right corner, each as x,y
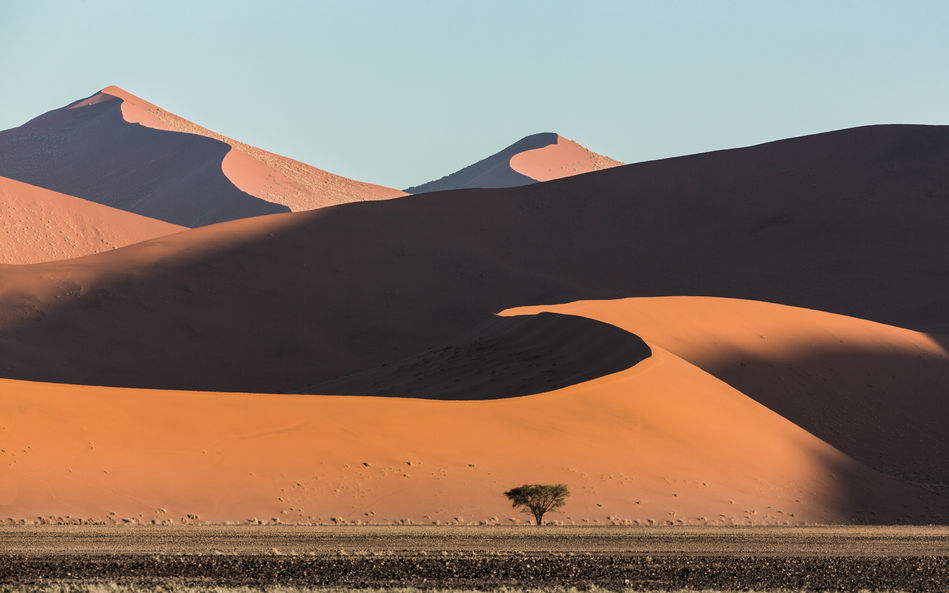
2,1 -> 948,189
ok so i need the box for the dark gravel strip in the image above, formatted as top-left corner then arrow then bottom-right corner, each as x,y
2,554 -> 949,591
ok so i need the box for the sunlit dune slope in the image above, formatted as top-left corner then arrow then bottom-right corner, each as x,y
100,86 -> 405,210
1,124 -> 949,392
405,133 -> 621,193
0,176 -> 184,264
2,312 -> 943,525
509,134 -> 623,181
505,297 -> 949,485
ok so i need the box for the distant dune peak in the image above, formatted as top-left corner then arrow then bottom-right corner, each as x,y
92,85 -> 406,211
64,85 -> 163,111
512,131 -> 561,150
405,132 -> 622,193
0,85 -> 404,227
0,88 -> 288,227
510,134 -> 624,182
71,85 -> 148,107
100,84 -> 129,96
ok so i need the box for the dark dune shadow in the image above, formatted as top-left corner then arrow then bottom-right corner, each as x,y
692,340 -> 949,485
663,331 -> 949,522
0,93 -> 288,226
308,312 -> 651,399
805,445 -> 949,524
405,132 -> 557,193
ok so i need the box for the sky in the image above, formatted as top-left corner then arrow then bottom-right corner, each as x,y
2,0 -> 949,190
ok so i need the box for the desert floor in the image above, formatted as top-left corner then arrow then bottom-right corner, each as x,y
2,525 -> 948,591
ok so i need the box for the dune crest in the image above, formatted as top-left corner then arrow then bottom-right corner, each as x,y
0,90 -> 288,226
404,132 -> 621,193
97,86 -> 405,211
509,135 -> 623,182
0,176 -> 184,264
504,297 -> 949,485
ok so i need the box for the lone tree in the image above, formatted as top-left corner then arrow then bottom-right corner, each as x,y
504,484 -> 570,525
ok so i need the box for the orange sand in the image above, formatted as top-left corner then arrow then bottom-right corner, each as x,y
0,176 -> 184,264
98,86 -> 405,211
1,299 -> 939,526
509,135 -> 622,182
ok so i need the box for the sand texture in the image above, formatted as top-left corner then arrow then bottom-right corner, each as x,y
0,176 -> 183,264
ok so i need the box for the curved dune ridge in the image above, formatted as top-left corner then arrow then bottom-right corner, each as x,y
0,90 -> 287,227
309,311 -> 652,399
0,176 -> 184,264
99,86 -> 406,211
404,132 -> 621,193
0,86 -> 404,226
2,301 -> 945,526
504,297 -> 949,486
509,135 -> 623,182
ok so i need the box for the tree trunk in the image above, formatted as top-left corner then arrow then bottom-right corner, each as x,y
533,509 -> 544,525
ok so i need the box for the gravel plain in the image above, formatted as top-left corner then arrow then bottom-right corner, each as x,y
2,526 -> 948,591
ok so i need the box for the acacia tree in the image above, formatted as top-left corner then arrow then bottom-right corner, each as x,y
504,484 -> 570,525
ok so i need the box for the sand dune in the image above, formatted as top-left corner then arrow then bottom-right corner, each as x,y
2,305 -> 942,526
0,90 -> 285,226
505,297 -> 949,486
3,120 -> 949,525
0,176 -> 183,264
405,133 -> 621,193
2,124 -> 949,393
0,87 -> 403,226
100,86 -> 405,211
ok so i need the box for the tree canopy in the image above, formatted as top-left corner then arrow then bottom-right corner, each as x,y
504,483 -> 569,525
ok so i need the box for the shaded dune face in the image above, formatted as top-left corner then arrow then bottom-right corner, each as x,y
0,92 -> 290,226
309,312 -> 652,399
1,125 -> 949,395
506,297 -> 949,487
0,176 -> 184,264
